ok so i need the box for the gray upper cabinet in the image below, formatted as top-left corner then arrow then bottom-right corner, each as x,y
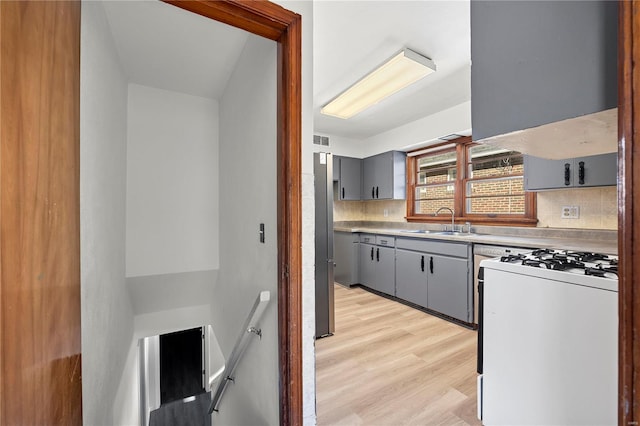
471,1 -> 618,141
332,155 -> 339,181
362,151 -> 406,200
524,153 -> 617,191
335,155 -> 362,201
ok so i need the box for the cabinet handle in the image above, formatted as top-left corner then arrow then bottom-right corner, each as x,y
429,256 -> 434,274
342,187 -> 345,199
564,163 -> 571,186
376,248 -> 380,262
421,255 -> 425,272
372,186 -> 375,198
376,186 -> 379,198
380,239 -> 387,244
578,161 -> 585,185
370,247 -> 374,261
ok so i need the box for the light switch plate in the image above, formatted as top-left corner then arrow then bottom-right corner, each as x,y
561,205 -> 580,219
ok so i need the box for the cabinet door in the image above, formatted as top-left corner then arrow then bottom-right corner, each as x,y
471,1 -> 618,142
374,153 -> 393,199
362,156 -> 376,200
525,153 -> 617,190
334,232 -> 358,286
395,249 -> 428,307
373,246 -> 395,296
427,254 -> 470,322
339,156 -> 362,200
524,155 -> 572,190
358,243 -> 376,288
332,155 -> 340,181
575,153 -> 617,187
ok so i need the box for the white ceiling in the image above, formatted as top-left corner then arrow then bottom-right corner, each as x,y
102,1 -> 470,140
313,0 -> 471,140
102,1 -> 249,100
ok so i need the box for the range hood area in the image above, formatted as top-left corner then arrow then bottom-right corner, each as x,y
478,108 -> 617,160
470,1 -> 618,160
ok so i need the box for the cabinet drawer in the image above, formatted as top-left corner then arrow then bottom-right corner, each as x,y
360,234 -> 376,244
376,235 -> 395,247
396,237 -> 469,258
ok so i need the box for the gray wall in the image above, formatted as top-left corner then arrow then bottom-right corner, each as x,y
471,0 -> 618,141
80,3 -> 134,425
215,35 -> 279,425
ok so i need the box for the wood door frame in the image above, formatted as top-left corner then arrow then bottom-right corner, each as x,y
161,1 -> 302,425
164,2 -> 640,425
6,1 -> 640,425
619,1 -> 640,424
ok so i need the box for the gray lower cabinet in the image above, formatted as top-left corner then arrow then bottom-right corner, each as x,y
372,246 -> 395,295
395,249 -> 428,307
334,231 -> 359,286
359,242 -> 376,290
395,238 -> 472,323
427,254 -> 469,322
524,153 -> 617,191
338,232 -> 472,323
358,235 -> 395,296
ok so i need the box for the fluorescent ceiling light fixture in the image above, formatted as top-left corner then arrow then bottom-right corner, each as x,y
321,48 -> 436,119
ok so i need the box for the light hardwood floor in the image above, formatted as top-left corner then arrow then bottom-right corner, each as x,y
316,285 -> 481,426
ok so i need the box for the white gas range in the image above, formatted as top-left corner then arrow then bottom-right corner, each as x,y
477,249 -> 618,425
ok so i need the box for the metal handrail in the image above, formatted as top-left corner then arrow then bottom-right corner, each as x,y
208,290 -> 271,414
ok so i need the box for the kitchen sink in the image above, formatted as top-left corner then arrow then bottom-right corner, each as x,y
399,229 -> 478,236
432,231 -> 478,236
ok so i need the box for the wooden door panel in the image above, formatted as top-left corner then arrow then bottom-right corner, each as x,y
0,1 -> 82,424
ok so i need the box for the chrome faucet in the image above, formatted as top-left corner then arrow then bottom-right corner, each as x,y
435,207 -> 455,231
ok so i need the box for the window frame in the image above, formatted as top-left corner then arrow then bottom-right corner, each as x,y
405,136 -> 537,226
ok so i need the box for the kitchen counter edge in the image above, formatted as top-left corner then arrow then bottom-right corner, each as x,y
333,226 -> 618,255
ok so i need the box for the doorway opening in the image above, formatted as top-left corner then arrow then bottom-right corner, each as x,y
159,327 -> 205,405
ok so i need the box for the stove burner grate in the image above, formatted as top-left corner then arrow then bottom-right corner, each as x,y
500,254 -> 526,263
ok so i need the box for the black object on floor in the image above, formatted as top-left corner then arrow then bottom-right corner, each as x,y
149,392 -> 212,426
160,327 -> 204,405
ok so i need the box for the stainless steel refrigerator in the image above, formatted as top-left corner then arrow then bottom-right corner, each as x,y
314,152 -> 335,338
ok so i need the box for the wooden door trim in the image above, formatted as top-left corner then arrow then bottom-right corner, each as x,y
619,1 -> 639,424
0,2 -> 83,424
162,1 -> 302,425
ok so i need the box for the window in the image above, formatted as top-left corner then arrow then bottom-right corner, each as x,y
406,137 -> 536,225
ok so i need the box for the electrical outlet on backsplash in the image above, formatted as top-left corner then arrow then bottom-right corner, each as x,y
536,187 -> 617,230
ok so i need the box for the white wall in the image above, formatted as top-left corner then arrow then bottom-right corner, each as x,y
214,35 -> 279,425
316,100 -> 472,159
80,3 -> 134,425
311,134 -> 363,159
362,101 -> 471,157
126,84 -> 220,277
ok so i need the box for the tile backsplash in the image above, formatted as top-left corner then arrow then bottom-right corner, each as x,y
536,186 -> 617,230
334,186 -> 617,230
334,199 -> 406,222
